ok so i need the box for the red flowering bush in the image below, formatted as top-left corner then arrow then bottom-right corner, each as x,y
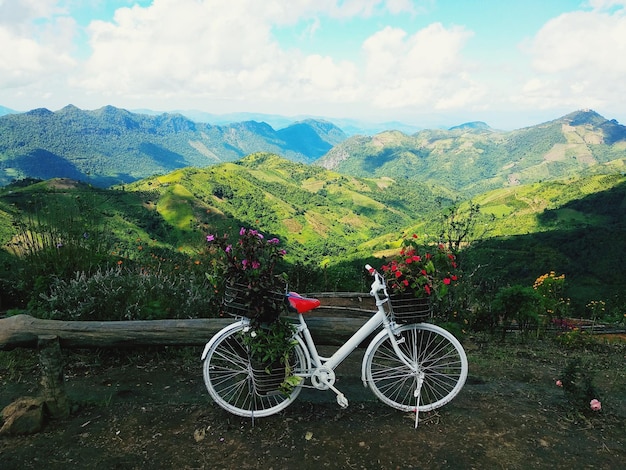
381,234 -> 458,299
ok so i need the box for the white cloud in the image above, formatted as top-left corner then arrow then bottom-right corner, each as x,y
362,23 -> 481,110
7,0 -> 623,127
72,0 -> 469,115
515,5 -> 626,112
0,10 -> 76,91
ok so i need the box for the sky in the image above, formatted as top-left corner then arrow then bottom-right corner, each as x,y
1,0 -> 626,130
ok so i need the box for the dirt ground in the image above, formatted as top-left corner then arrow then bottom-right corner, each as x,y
1,337 -> 625,470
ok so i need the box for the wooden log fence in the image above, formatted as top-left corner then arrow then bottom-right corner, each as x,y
0,294 -> 377,351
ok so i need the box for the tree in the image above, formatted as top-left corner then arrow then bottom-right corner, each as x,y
492,285 -> 541,340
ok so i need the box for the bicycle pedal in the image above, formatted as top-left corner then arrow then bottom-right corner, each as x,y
336,394 -> 349,408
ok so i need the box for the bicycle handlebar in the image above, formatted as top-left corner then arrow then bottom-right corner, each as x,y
364,264 -> 387,298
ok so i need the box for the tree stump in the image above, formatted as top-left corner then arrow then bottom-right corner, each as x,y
38,335 -> 70,419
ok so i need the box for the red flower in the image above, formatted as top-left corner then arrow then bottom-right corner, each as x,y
443,278 -> 451,285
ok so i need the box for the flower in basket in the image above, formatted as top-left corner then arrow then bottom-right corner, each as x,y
206,227 -> 288,324
381,234 -> 458,300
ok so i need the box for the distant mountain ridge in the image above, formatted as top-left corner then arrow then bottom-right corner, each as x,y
317,109 -> 626,197
2,105 -> 625,194
0,104 -> 347,187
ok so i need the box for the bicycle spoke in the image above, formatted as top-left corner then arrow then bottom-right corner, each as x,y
365,323 -> 468,412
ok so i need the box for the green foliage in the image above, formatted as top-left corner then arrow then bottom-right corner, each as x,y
239,318 -> 297,365
2,150 -> 626,323
206,227 -> 288,324
380,236 -> 458,299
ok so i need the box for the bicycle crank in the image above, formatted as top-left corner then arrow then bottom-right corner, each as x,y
311,366 -> 349,408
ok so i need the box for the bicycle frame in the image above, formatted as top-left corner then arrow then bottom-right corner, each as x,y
292,266 -> 418,404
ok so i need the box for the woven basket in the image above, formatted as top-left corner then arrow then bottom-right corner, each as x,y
251,360 -> 286,396
223,283 -> 285,320
389,294 -> 431,323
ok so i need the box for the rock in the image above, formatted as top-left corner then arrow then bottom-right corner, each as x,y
0,397 -> 45,435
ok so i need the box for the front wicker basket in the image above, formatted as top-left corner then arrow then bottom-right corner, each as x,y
389,294 -> 432,323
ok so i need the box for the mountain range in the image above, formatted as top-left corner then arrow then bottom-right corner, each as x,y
2,105 -> 625,200
318,109 -> 626,197
0,104 -> 346,187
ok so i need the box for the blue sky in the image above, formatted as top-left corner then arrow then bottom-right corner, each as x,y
1,0 -> 626,129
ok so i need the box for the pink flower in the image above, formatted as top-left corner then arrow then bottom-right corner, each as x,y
206,234 -> 215,242
239,227 -> 246,236
555,380 -> 562,387
590,399 -> 601,411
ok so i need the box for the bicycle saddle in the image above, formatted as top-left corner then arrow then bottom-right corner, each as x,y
286,292 -> 321,314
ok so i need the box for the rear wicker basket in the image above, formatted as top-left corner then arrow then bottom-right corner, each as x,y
223,283 -> 285,319
389,294 -> 431,323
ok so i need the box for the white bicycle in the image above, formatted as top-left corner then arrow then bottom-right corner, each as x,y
201,265 -> 468,427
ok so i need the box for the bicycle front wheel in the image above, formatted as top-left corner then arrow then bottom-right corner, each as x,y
365,323 -> 468,412
203,323 -> 307,418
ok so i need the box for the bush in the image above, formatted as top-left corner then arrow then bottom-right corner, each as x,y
556,358 -> 602,414
492,285 -> 541,339
31,265 -> 218,321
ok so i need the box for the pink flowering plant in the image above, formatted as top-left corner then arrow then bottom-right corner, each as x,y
206,227 -> 288,324
556,358 -> 602,414
381,234 -> 458,300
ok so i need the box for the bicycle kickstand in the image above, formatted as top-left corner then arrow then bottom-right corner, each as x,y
414,371 -> 425,429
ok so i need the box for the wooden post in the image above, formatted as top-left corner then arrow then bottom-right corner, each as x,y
37,335 -> 70,419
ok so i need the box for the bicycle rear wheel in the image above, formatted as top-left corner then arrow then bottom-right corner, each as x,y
364,323 -> 467,412
203,323 -> 307,418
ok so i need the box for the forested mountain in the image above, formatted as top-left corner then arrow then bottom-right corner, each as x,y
0,105 -> 347,187
0,153 -> 437,264
317,109 -> 626,197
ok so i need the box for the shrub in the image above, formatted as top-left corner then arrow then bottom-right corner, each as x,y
32,265 -> 217,321
556,358 -> 602,414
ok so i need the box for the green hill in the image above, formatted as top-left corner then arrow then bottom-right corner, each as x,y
119,153 -> 442,263
2,154 -> 625,313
